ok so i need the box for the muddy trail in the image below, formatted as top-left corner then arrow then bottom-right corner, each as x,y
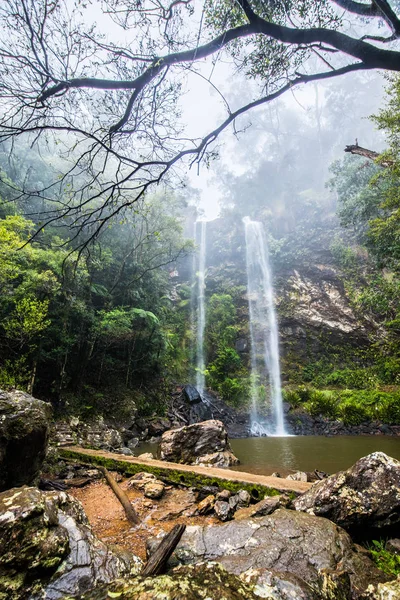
70,476 -> 218,561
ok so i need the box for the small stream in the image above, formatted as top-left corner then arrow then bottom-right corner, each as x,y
137,435 -> 400,476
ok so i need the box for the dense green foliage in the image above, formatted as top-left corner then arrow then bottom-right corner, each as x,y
2,71 -> 400,424
204,293 -> 250,406
369,540 -> 400,578
283,386 -> 400,425
0,164 -> 193,415
325,76 -> 400,406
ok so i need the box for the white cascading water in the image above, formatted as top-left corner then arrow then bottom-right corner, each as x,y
195,220 -> 207,394
243,217 -> 286,436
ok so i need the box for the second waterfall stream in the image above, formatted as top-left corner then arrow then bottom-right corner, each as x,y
243,217 -> 287,436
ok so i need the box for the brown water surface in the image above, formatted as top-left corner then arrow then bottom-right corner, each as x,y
138,435 -> 400,476
230,435 -> 400,476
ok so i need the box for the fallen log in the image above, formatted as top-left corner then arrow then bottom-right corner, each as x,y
99,466 -> 140,525
141,523 -> 186,576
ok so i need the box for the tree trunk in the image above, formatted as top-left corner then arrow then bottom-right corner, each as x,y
344,144 -> 393,167
100,467 -> 140,525
27,358 -> 37,394
141,524 -> 186,576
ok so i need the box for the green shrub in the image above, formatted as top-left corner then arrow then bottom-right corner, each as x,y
369,540 -> 400,578
375,357 -> 400,385
337,389 -> 400,425
304,390 -> 339,418
217,377 -> 249,407
325,367 -> 379,390
338,401 -> 369,425
297,386 -> 313,402
375,393 -> 400,424
282,388 -> 301,408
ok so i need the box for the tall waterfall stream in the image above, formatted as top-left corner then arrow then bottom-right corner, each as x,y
195,220 -> 207,394
244,217 -> 287,436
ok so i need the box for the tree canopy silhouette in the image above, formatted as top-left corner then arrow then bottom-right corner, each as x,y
1,0 -> 400,245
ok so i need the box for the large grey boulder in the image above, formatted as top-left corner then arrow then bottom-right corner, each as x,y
293,452 -> 400,532
0,486 -> 142,599
160,419 -> 239,467
170,508 -> 388,599
0,389 -> 51,491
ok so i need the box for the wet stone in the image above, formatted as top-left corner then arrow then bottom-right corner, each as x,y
0,486 -> 142,600
197,494 -> 216,515
143,481 -> 165,499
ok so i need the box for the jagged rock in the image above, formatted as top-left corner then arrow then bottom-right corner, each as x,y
127,472 -> 156,490
137,452 -> 154,460
229,495 -> 239,511
160,419 -> 239,467
197,485 -> 220,500
234,495 -> 291,520
126,437 -> 139,450
240,567 -> 351,600
0,389 -> 51,491
197,494 -> 215,515
0,486 -> 142,599
147,417 -> 172,436
236,489 -> 251,508
143,481 -> 165,499
216,489 -> 231,501
361,577 -> 400,599
64,562 -> 260,599
293,452 -> 400,532
183,384 -> 202,404
171,508 -> 388,598
214,499 -> 234,521
193,450 -> 240,468
386,539 -> 400,554
53,417 -> 125,451
286,471 -> 308,482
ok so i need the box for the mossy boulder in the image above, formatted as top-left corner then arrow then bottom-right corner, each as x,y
64,562 -> 261,600
293,452 -> 400,533
361,577 -> 400,599
0,389 -> 51,490
0,486 -> 142,599
169,508 -> 388,599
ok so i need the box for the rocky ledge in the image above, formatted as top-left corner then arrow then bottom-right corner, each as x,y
293,451 -> 400,535
152,508 -> 388,599
0,486 -> 142,599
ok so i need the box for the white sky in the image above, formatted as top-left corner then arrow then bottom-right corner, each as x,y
75,0 -> 386,222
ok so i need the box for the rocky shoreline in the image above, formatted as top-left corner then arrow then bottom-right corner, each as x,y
51,385 -> 400,459
1,388 -> 400,599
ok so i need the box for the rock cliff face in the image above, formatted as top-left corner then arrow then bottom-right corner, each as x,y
201,216 -> 376,383
276,263 -> 373,368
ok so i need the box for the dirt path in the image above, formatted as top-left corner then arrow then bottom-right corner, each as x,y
70,476 -> 217,561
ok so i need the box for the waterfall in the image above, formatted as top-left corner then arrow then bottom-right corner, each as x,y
243,217 -> 286,436
195,220 -> 207,394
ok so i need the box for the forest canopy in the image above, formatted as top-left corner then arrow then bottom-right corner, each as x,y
1,0 -> 400,243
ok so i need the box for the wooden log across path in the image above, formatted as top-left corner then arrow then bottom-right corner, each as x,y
59,446 -> 312,498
